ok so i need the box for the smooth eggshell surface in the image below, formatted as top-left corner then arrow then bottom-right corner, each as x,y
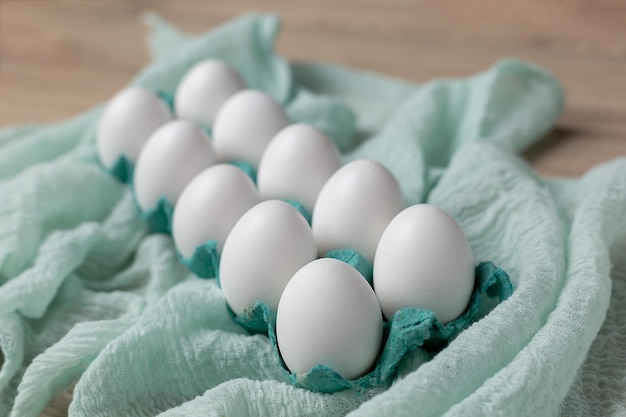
219,200 -> 317,315
276,258 -> 383,380
174,60 -> 245,126
373,204 -> 475,324
97,87 -> 172,168
257,124 -> 342,213
133,120 -> 217,211
312,159 -> 405,262
212,90 -> 289,168
172,164 -> 259,259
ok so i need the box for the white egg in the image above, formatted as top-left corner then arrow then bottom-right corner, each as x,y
257,124 -> 342,213
133,120 -> 217,211
373,204 -> 475,324
174,60 -> 245,126
312,159 -> 405,263
97,87 -> 172,168
212,90 -> 290,168
276,258 -> 382,379
219,200 -> 317,315
172,164 -> 259,259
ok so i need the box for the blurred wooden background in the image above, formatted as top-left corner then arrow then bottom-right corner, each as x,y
1,1 -> 626,177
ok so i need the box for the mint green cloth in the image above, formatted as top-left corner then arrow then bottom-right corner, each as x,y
1,12 -> 624,417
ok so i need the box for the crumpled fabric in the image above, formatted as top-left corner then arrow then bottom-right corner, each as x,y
0,12 -> 624,417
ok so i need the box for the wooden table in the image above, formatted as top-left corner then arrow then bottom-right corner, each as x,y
1,0 -> 625,178
0,1 -> 625,415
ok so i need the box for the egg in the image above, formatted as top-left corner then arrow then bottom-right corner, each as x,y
212,90 -> 290,168
276,258 -> 383,379
174,60 -> 245,126
257,124 -> 342,213
133,120 -> 217,211
219,200 -> 317,315
97,87 -> 172,168
172,164 -> 259,259
312,159 -> 405,262
373,204 -> 475,324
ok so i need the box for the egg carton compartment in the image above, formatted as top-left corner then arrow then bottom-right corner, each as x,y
175,211 -> 351,284
125,191 -> 314,279
103,153 -> 261,237
100,155 -> 176,235
135,195 -> 174,235
179,239 -> 221,279
229,248 -> 373,335
231,261 -> 513,393
106,154 -> 135,184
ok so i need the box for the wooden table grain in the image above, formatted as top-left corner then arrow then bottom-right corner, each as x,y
2,0 -> 626,178
0,1 -> 625,415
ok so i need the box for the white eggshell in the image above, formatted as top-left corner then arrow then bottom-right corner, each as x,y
312,159 -> 405,262
219,200 -> 317,315
172,164 -> 259,259
133,120 -> 217,211
212,90 -> 290,168
175,60 -> 245,126
257,124 -> 342,213
97,87 -> 172,168
276,258 -> 383,379
373,204 -> 475,324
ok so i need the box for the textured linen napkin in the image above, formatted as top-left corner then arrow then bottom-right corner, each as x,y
1,13 -> 625,417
